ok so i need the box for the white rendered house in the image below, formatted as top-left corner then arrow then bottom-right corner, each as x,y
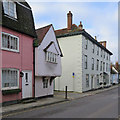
34,24 -> 63,97
55,11 -> 112,92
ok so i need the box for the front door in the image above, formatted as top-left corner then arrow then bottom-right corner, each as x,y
91,75 -> 94,89
22,71 -> 32,99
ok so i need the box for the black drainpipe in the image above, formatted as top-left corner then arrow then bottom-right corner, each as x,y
33,41 -> 35,98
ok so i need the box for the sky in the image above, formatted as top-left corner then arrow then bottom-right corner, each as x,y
26,1 -> 118,64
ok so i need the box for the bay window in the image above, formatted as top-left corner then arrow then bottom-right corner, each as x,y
45,51 -> 57,63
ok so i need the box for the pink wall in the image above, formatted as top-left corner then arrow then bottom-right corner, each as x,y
0,26 -> 2,103
0,26 -> 34,103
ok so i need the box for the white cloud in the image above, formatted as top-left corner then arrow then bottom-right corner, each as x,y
26,1 -> 118,62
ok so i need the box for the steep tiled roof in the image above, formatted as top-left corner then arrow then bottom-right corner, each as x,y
36,24 -> 52,46
34,24 -> 63,57
1,0 -> 36,38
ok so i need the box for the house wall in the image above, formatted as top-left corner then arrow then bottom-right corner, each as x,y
55,33 -> 111,93
35,76 -> 53,97
55,35 -> 83,92
111,74 -> 118,84
35,26 -> 62,77
35,26 -> 62,97
82,35 -> 111,92
0,27 -> 34,103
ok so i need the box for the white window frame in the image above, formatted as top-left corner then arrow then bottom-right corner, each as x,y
103,62 -> 105,71
3,0 -> 17,19
106,53 -> 108,60
92,58 -> 94,70
104,51 -> 105,59
96,59 -> 99,71
84,55 -> 87,69
45,51 -> 57,63
85,38 -> 88,49
43,78 -> 48,88
1,68 -> 19,90
86,74 -> 89,87
97,46 -> 99,55
97,75 -> 99,86
100,61 -> 103,71
1,32 -> 19,52
106,63 -> 108,72
92,43 -> 95,53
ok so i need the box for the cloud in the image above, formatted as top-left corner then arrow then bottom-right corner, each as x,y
26,1 -> 118,63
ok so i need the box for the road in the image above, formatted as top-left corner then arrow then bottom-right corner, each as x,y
3,87 -> 118,118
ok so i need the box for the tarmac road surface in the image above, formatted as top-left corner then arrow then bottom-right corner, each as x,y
3,87 -> 119,118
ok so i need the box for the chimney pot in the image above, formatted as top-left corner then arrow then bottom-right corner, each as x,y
95,36 -> 97,40
99,41 -> 107,48
78,21 -> 83,30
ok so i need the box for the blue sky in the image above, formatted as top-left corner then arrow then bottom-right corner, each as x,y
26,1 -> 118,63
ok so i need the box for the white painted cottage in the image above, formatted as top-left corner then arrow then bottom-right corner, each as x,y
34,24 -> 63,98
55,11 -> 113,92
110,66 -> 118,84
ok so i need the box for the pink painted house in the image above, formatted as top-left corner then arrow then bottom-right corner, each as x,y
0,0 -> 36,105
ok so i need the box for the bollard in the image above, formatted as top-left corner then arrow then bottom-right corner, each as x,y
65,86 -> 67,99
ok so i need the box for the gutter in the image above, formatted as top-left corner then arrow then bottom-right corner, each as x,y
33,41 -> 35,98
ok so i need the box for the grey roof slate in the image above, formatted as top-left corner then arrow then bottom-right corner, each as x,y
56,29 -> 113,55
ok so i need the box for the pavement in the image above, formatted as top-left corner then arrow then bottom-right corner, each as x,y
0,84 -> 119,117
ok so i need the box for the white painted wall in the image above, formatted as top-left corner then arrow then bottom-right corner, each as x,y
35,26 -> 62,77
35,76 -> 54,97
55,33 -> 111,92
55,35 -> 83,92
35,26 -> 62,97
82,35 -> 111,91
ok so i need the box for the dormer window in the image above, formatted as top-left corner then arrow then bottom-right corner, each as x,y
3,0 -> 17,19
45,51 -> 57,63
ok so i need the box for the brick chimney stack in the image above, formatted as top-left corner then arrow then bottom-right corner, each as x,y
99,41 -> 107,48
67,11 -> 72,30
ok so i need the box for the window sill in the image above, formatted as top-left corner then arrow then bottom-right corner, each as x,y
46,61 -> 58,64
4,14 -> 17,21
1,48 -> 19,53
2,89 -> 21,95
